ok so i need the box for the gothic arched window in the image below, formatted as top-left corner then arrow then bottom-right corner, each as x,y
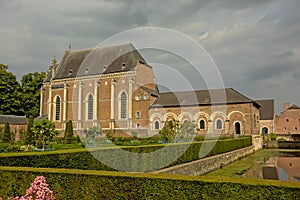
120,91 -> 127,119
87,94 -> 93,120
55,96 -> 61,121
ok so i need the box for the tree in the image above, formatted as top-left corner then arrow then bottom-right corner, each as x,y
31,119 -> 59,149
83,126 -> 102,145
1,122 -> 11,143
20,72 -> 46,118
158,120 -> 179,143
0,64 -> 23,115
64,120 -> 75,144
25,116 -> 35,145
176,120 -> 197,142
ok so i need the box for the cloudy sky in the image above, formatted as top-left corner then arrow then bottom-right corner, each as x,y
1,0 -> 300,113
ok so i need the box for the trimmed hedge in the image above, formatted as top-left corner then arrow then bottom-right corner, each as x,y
0,137 -> 251,172
0,166 -> 299,199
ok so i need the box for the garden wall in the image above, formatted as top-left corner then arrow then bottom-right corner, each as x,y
0,167 -> 299,200
278,141 -> 300,149
152,146 -> 255,176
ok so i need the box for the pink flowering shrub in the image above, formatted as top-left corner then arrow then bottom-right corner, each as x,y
1,176 -> 55,200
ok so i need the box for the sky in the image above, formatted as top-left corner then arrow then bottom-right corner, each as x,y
0,0 -> 300,114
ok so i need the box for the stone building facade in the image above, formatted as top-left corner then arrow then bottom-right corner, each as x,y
276,103 -> 300,136
0,115 -> 28,140
40,43 -> 263,137
149,89 -> 261,136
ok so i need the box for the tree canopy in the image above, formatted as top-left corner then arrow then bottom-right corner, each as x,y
20,72 -> 46,118
0,64 -> 23,115
31,119 -> 59,149
0,64 -> 45,117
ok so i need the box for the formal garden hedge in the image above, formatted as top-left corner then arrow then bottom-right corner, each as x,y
0,166 -> 299,199
0,137 -> 251,172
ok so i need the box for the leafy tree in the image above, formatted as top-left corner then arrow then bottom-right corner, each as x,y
20,72 -> 46,118
0,64 -> 23,115
31,119 -> 59,149
105,131 -> 114,141
25,116 -> 35,145
176,120 -> 197,142
64,120 -> 75,144
158,120 -> 179,143
84,126 -> 102,145
1,122 -> 11,143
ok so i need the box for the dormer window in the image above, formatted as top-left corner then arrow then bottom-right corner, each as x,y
85,68 -> 89,73
68,70 -> 73,76
135,94 -> 141,101
143,94 -> 149,100
122,63 -> 126,69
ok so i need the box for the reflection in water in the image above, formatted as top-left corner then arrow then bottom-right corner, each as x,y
244,156 -> 300,182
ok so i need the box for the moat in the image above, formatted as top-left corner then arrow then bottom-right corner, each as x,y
204,149 -> 300,182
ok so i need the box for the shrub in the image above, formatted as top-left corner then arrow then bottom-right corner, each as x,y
0,167 -> 299,199
0,137 -> 252,172
1,123 -> 11,143
25,116 -> 34,145
64,120 -> 75,144
270,133 -> 277,141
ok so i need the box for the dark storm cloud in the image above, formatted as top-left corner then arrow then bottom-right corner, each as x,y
0,0 -> 300,112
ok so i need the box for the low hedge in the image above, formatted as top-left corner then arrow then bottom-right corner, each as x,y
0,166 -> 299,199
0,137 -> 251,172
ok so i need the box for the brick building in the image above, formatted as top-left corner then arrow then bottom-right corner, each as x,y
257,99 -> 275,134
276,103 -> 300,137
0,115 -> 28,140
40,43 -> 263,137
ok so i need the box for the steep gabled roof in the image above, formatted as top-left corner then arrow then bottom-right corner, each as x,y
287,104 -> 300,110
47,43 -> 147,81
0,115 -> 28,125
151,88 -> 260,108
256,99 -> 275,120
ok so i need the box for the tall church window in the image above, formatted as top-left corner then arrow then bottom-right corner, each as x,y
120,91 -> 127,119
55,96 -> 61,121
87,94 -> 93,120
199,120 -> 205,130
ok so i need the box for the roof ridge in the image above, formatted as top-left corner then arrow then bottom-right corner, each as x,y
69,42 -> 134,53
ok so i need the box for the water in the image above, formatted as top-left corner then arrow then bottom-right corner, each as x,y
244,151 -> 300,182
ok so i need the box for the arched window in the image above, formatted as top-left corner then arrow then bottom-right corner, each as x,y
262,127 -> 269,134
120,91 -> 127,119
216,119 -> 223,130
87,94 -> 93,120
199,119 -> 205,130
55,96 -> 61,121
154,121 -> 160,130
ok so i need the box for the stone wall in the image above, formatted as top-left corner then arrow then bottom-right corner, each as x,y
278,141 -> 300,149
251,135 -> 263,151
152,146 -> 255,176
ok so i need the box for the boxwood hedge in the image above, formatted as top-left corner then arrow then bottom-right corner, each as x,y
0,137 -> 251,172
0,166 -> 299,200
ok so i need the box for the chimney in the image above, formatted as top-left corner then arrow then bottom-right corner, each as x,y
283,102 -> 290,111
50,56 -> 58,79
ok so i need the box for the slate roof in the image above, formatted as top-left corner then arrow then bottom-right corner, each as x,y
0,115 -> 28,125
287,104 -> 300,110
151,88 -> 260,108
46,43 -> 147,81
256,99 -> 275,120
137,85 -> 159,97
